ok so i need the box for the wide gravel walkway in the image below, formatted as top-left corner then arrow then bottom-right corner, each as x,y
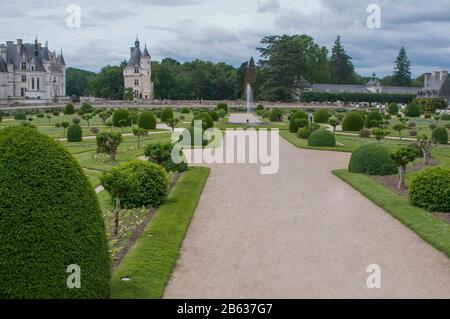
164,130 -> 450,298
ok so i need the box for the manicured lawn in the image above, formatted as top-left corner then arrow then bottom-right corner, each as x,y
110,166 -> 210,299
334,169 -> 450,258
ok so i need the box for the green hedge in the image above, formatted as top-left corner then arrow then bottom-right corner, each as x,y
160,108 -> 174,122
308,129 -> 336,147
191,112 -> 214,130
342,111 -> 365,131
0,126 -> 110,298
67,124 -> 83,142
137,111 -> 156,130
409,167 -> 450,212
348,143 -> 398,175
432,126 -> 448,144
300,91 -> 416,104
112,109 -> 131,127
313,109 -> 331,123
14,111 -> 26,120
365,110 -> 382,128
404,101 -> 421,117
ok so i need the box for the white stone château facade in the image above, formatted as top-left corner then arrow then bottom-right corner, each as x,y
123,38 -> 154,101
0,38 -> 66,103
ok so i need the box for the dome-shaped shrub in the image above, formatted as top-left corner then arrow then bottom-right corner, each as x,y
404,101 -> 421,117
14,111 -> 26,120
308,129 -> 336,147
67,124 -> 83,142
313,109 -> 331,123
269,108 -> 283,122
342,111 -> 365,131
112,109 -> 131,127
0,126 -> 110,298
387,103 -> 399,115
208,110 -> 219,121
365,110 -> 382,128
409,167 -> 450,212
160,108 -> 174,122
349,143 -> 398,175
432,126 -> 448,144
191,112 -> 214,130
180,107 -> 190,114
64,103 -> 75,115
137,111 -> 156,130
119,161 -> 169,208
216,102 -> 228,113
289,111 -> 309,133
128,111 -> 138,125
297,123 -> 320,139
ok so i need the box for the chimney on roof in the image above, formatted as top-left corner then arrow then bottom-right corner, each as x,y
433,71 -> 440,81
1,45 -> 7,61
17,39 -> 22,45
424,73 -> 432,87
440,70 -> 448,81
6,41 -> 13,46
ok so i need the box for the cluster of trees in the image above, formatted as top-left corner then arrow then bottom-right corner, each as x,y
67,34 -> 422,103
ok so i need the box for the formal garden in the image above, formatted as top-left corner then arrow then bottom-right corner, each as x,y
0,98 -> 449,298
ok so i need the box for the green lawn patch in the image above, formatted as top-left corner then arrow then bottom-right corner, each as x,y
333,169 -> 450,258
110,166 -> 210,298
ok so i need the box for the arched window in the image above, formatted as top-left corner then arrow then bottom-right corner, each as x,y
37,78 -> 40,90
32,78 -> 35,90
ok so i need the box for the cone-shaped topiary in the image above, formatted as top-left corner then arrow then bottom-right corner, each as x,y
0,126 -> 110,298
308,129 -> 336,147
342,111 -> 365,131
137,111 -> 156,130
67,123 -> 82,142
349,143 -> 398,175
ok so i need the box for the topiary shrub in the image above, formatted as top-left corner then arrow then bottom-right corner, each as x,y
112,109 -> 131,127
359,128 -> 371,138
119,161 -> 169,209
80,102 -> 93,114
192,112 -> 214,130
297,123 -> 320,139
365,110 -> 382,128
180,107 -> 190,114
409,167 -> 450,212
342,111 -> 365,131
0,126 -> 110,298
289,111 -> 309,133
432,126 -> 448,144
144,142 -> 188,172
208,110 -> 219,121
387,102 -> 399,115
404,101 -> 421,117
216,102 -> 228,114
160,108 -> 174,122
64,103 -> 75,115
308,129 -> 336,147
313,109 -> 331,123
36,112 -> 45,118
137,111 -> 156,130
217,109 -> 226,118
67,124 -> 82,142
128,111 -> 138,125
255,104 -> 264,111
441,114 -> 450,121
269,108 -> 283,122
14,111 -> 26,120
348,143 -> 398,175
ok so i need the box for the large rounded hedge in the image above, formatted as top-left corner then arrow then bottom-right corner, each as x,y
409,167 -> 450,212
191,112 -> 214,130
313,109 -> 331,123
137,111 -> 156,130
404,101 -> 421,117
67,124 -> 83,142
348,143 -> 398,175
365,110 -> 382,128
208,110 -> 219,121
64,103 -> 75,115
289,111 -> 309,133
0,126 -> 110,298
342,111 -> 365,131
160,108 -> 174,122
119,161 -> 169,208
432,126 -> 448,144
112,109 -> 131,127
269,108 -> 283,122
308,129 -> 336,147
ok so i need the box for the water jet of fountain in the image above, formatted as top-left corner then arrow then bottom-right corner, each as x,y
245,83 -> 253,114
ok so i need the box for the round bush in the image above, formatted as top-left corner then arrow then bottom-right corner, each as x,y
0,126 -> 110,298
64,103 -> 75,115
192,112 -> 214,130
112,109 -> 131,127
137,111 -> 156,130
404,101 -> 421,117
80,102 -> 93,114
342,111 -> 365,131
297,123 -> 320,139
365,110 -> 382,128
128,111 -> 138,125
387,103 -> 399,115
289,111 -> 309,133
432,126 -> 448,144
313,109 -> 331,123
67,124 -> 82,142
14,111 -> 26,120
269,108 -> 283,122
348,143 -> 398,175
308,129 -> 336,147
160,108 -> 174,122
180,107 -> 190,114
409,167 -> 450,212
217,109 -> 226,118
216,103 -> 228,113
36,112 -> 45,118
119,161 -> 169,208
208,110 -> 219,121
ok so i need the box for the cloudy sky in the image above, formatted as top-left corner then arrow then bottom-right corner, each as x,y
1,0 -> 449,77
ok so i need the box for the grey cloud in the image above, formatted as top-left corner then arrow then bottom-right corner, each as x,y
256,0 -> 280,13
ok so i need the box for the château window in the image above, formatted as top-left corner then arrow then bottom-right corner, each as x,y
37,78 -> 40,90
134,66 -> 139,74
134,79 -> 139,86
21,88 -> 25,97
31,78 -> 35,90
21,62 -> 26,70
21,76 -> 26,83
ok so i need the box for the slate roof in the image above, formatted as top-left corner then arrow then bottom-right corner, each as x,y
0,56 -> 6,72
311,84 -> 370,94
142,45 -> 151,58
418,72 -> 450,99
127,47 -> 142,67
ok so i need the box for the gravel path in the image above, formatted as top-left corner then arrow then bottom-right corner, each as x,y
164,131 -> 450,299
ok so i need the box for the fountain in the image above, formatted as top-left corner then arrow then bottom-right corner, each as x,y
245,83 -> 253,114
244,57 -> 255,114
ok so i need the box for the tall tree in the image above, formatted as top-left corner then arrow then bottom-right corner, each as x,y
329,36 -> 356,84
392,47 -> 411,86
